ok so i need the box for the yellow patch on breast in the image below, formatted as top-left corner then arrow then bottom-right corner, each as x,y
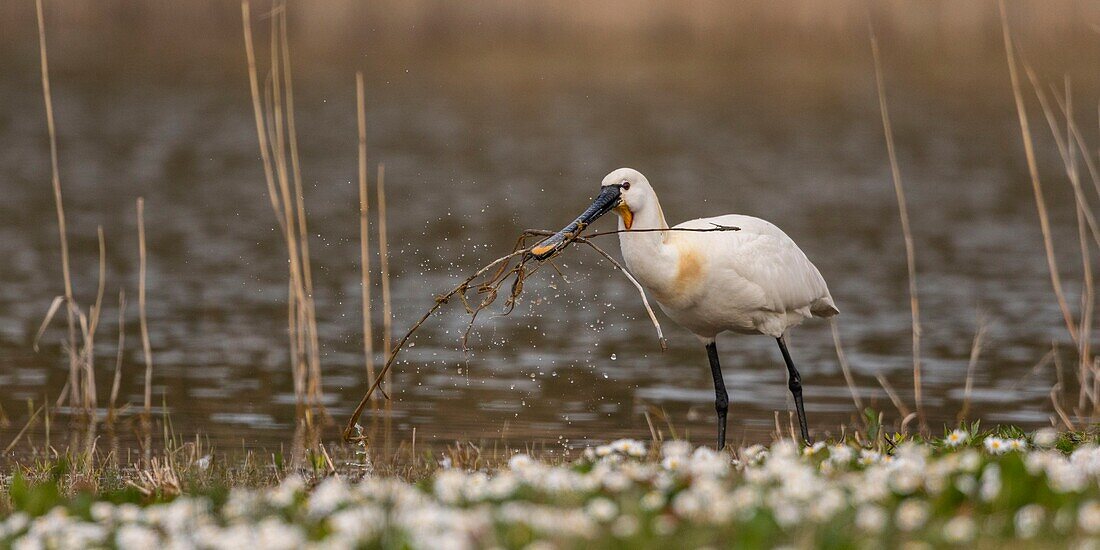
675,246 -> 705,290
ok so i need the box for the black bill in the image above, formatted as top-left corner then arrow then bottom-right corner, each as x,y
530,184 -> 622,260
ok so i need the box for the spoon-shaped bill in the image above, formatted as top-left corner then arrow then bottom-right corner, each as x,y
530,185 -> 622,260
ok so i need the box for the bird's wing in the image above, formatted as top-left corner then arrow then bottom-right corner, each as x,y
674,215 -> 838,317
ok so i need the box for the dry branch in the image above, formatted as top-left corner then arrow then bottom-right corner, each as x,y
342,224 -> 739,441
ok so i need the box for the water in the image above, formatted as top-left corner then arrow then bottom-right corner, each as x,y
0,20 -> 1096,453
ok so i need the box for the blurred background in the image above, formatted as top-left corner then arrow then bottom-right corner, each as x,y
2,0 -> 1100,452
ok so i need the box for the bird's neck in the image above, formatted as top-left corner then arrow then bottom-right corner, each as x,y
618,198 -> 677,291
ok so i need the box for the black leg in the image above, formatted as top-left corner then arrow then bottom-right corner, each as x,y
706,342 -> 729,449
776,335 -> 811,444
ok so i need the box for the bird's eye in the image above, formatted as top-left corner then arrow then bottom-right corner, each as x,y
621,181 -> 631,190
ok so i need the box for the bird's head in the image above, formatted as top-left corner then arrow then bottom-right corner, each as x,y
601,167 -> 655,231
530,167 -> 652,260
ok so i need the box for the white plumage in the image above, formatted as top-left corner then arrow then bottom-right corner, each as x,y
536,167 -> 837,447
609,168 -> 837,342
624,214 -> 837,340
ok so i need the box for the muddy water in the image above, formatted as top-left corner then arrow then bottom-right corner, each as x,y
0,23 -> 1097,453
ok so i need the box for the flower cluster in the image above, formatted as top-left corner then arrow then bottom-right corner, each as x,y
5,432 -> 1100,548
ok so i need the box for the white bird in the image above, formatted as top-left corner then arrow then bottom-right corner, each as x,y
532,168 -> 838,447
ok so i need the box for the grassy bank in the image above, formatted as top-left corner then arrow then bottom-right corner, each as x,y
4,426 -> 1100,548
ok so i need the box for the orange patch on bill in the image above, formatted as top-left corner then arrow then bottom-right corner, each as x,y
531,244 -> 555,257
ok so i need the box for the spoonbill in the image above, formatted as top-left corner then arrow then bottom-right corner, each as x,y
531,168 -> 838,447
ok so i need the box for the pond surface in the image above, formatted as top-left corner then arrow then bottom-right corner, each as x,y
0,17 -> 1097,453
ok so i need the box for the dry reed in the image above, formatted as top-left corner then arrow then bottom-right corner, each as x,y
241,0 -> 323,412
999,1 -> 1079,348
34,0 -> 80,412
376,163 -> 394,454
377,163 -> 393,383
78,227 -> 107,413
1026,77 -> 1100,419
356,72 -> 375,390
108,290 -> 126,422
957,319 -> 988,424
138,198 -> 152,418
870,24 -> 924,431
829,318 -> 863,414
137,198 -> 153,465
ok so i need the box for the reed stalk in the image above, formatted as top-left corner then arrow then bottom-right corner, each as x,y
242,0 -> 323,412
1020,66 -> 1100,416
280,9 -> 323,411
80,227 -> 107,413
999,0 -> 1079,347
377,163 -> 394,453
357,72 -> 376,391
35,0 -> 80,411
957,319 -> 988,424
377,163 -> 393,380
137,199 -> 153,417
870,25 -> 924,431
137,198 -> 153,465
829,319 -> 863,413
108,290 -> 126,423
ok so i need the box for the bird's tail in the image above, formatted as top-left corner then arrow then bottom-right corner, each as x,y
811,296 -> 839,317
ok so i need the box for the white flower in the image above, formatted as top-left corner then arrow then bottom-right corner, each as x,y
90,502 -> 114,523
599,471 -> 632,493
945,429 -> 968,447
255,517 -> 305,550
859,450 -> 882,465
523,542 -> 557,550
269,475 -> 305,508
1014,504 -> 1044,538
943,515 -> 975,543
661,455 -> 684,471
1079,501 -> 1100,534
116,524 -> 159,548
828,445 -> 854,464
652,515 -> 677,536
984,437 -> 1008,454
855,505 -> 887,532
611,515 -> 639,538
771,502 -> 802,527
586,498 -> 618,522
610,439 -> 646,457
662,440 -> 692,459
1033,428 -> 1058,448
1007,438 -> 1027,452
739,444 -> 768,465
433,470 -> 467,504
959,450 -> 982,471
979,464 -> 1001,502
328,505 -> 384,543
640,491 -> 666,511
688,447 -> 729,478
803,442 -> 826,455
672,492 -> 703,520
954,474 -> 977,495
508,453 -> 535,471
895,500 -> 929,531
